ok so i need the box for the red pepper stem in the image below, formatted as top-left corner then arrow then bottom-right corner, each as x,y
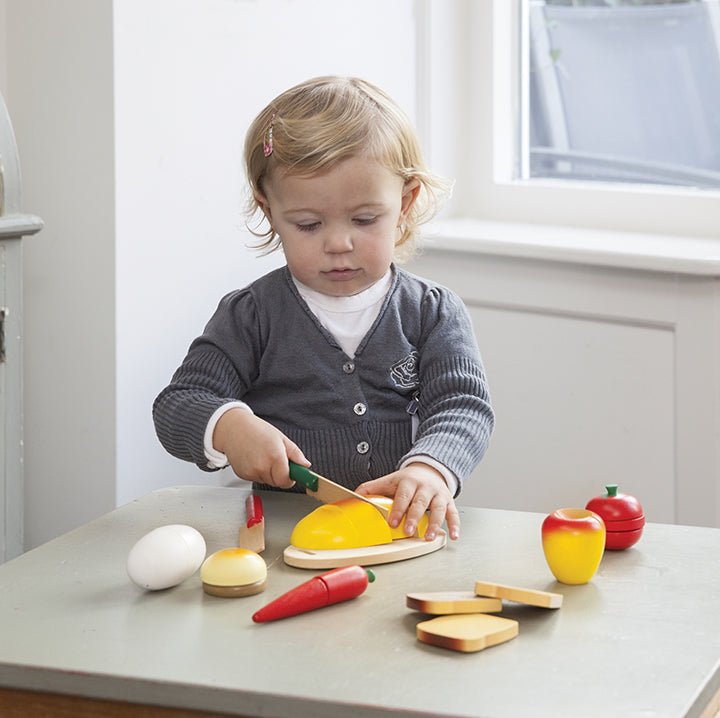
605,484 -> 619,497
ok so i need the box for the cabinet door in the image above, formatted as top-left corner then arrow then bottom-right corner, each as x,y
0,241 -> 7,561
0,238 -> 23,562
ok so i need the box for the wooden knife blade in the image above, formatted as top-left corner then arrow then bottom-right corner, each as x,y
288,461 -> 390,521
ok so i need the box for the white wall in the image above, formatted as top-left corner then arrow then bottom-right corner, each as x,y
0,1 -> 6,97
113,0 -> 418,507
3,0 -> 419,549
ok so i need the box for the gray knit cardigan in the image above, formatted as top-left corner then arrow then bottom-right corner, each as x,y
152,265 -> 494,495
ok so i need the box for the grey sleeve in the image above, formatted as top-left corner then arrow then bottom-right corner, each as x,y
152,289 -> 262,470
400,287 -> 494,492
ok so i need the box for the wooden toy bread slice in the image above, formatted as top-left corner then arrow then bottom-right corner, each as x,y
406,591 -> 502,615
417,614 -> 519,653
475,580 -> 563,609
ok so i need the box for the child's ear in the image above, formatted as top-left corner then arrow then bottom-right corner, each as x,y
253,189 -> 273,224
400,178 -> 421,220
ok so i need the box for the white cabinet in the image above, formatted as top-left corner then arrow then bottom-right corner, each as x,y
409,220 -> 720,527
0,92 -> 43,562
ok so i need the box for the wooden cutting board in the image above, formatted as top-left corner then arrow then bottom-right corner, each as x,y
283,532 -> 446,569
416,613 -> 519,653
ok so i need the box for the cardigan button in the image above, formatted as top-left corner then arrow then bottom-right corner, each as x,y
356,441 -> 370,454
343,361 -> 355,374
353,402 -> 367,416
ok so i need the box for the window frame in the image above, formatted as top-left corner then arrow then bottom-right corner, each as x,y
419,0 -> 720,240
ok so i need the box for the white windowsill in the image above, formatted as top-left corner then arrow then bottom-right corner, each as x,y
420,219 -> 720,277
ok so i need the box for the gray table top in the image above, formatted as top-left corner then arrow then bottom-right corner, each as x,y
1,485 -> 719,718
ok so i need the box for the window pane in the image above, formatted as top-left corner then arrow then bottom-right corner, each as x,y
524,0 -> 720,189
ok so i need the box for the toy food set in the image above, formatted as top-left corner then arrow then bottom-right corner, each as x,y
410,580 -> 562,653
541,508 -> 606,584
253,565 -> 375,622
126,480 -> 646,655
586,484 -> 645,549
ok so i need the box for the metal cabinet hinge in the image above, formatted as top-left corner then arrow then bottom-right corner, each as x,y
0,307 -> 6,362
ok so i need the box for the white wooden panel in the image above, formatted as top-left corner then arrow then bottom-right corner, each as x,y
408,239 -> 720,528
463,304 -> 675,523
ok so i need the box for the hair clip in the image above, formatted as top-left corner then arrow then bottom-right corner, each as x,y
263,113 -> 276,157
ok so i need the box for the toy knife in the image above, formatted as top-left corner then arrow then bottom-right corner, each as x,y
288,461 -> 390,521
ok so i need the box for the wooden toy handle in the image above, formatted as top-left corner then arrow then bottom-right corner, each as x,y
288,461 -> 319,491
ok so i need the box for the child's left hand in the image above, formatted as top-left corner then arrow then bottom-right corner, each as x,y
356,463 -> 460,542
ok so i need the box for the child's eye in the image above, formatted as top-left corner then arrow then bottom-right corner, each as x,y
296,222 -> 320,232
354,216 -> 377,226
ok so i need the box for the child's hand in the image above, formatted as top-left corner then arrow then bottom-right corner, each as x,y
212,408 -> 310,488
356,462 -> 460,542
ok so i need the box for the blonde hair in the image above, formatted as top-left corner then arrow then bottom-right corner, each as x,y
244,76 -> 452,259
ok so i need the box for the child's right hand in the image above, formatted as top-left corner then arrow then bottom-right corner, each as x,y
212,408 -> 310,488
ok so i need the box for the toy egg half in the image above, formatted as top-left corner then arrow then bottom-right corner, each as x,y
200,548 -> 267,597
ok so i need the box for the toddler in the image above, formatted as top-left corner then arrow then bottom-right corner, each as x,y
153,76 -> 494,541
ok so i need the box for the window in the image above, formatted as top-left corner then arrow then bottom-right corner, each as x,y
525,0 -> 720,189
420,1 -> 720,238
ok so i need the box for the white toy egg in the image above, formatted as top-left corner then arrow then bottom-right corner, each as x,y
127,524 -> 206,590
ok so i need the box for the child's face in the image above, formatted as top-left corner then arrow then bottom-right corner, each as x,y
256,156 -> 419,296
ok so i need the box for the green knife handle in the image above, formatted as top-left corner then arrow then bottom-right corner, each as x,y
288,461 -> 318,491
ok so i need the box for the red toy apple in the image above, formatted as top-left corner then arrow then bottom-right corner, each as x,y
586,484 -> 645,550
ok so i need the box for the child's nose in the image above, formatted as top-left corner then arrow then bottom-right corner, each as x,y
324,228 -> 353,253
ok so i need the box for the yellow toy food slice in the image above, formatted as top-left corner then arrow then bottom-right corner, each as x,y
291,499 -> 390,549
290,497 -> 428,550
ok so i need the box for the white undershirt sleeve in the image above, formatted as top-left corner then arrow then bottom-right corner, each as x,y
204,401 -> 253,469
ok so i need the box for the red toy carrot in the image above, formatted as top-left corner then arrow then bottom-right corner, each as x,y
252,565 -> 375,622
